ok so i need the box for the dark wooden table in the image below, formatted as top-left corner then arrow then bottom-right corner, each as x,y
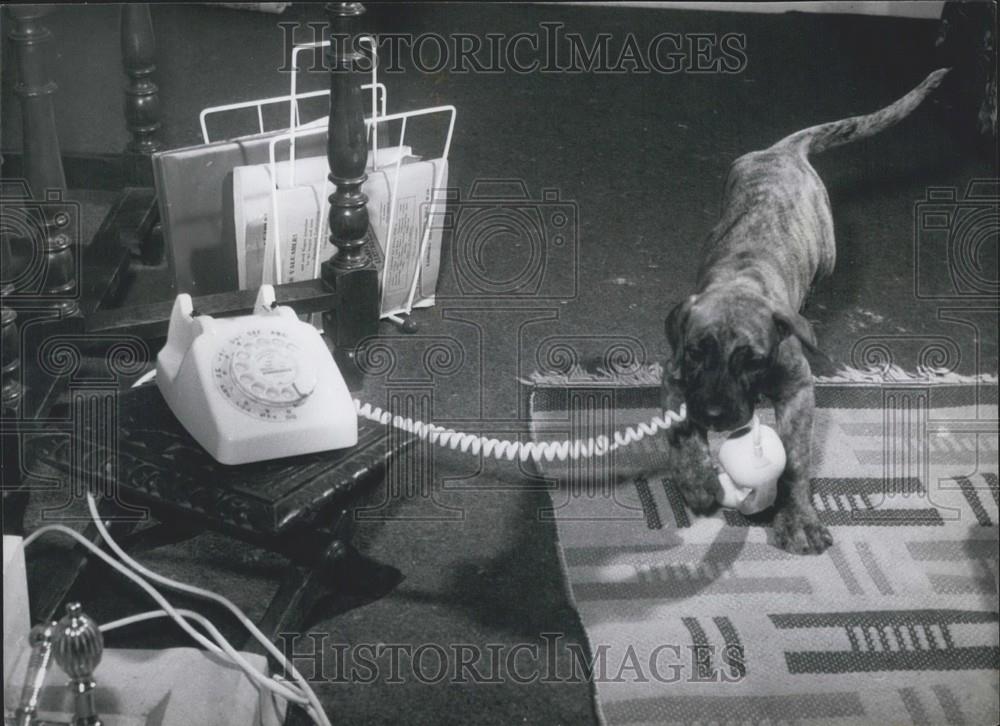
26,380 -> 413,663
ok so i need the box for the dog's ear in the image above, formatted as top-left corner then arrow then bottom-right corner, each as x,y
665,295 -> 695,377
772,307 -> 829,362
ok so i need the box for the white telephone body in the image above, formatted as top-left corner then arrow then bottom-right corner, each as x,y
156,285 -> 358,465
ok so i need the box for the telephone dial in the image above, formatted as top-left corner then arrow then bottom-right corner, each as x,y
156,285 -> 358,465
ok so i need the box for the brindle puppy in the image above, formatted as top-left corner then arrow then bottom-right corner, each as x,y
662,68 -> 949,554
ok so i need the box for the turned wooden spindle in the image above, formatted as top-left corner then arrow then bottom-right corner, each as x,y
6,6 -> 79,318
39,203 -> 79,317
121,4 -> 164,186
6,5 -> 65,199
321,2 -> 380,363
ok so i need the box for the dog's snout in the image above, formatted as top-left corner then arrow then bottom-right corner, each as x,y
704,405 -> 724,419
697,403 -> 730,429
690,394 -> 751,431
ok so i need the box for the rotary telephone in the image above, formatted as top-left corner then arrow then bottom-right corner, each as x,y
156,285 -> 357,465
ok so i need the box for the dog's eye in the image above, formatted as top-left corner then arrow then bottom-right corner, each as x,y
746,355 -> 768,371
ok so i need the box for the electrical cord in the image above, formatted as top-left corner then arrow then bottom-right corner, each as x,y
83,494 -> 331,726
100,607 -> 288,717
21,524 -> 313,710
102,607 -> 237,648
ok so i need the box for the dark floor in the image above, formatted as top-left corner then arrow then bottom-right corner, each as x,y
4,4 -> 998,726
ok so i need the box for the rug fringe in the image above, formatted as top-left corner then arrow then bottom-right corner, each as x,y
814,364 -> 997,384
524,363 -> 998,386
521,363 -> 666,387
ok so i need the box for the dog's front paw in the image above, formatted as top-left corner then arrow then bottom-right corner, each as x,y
773,507 -> 833,555
677,470 -> 721,514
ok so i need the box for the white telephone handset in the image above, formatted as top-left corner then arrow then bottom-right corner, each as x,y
156,285 -> 358,465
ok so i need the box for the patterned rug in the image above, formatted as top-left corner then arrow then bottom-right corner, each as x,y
529,376 -> 999,726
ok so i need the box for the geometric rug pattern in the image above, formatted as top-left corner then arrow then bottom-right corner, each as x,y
530,382 -> 998,725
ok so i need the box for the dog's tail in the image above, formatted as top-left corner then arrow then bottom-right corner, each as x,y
771,68 -> 950,155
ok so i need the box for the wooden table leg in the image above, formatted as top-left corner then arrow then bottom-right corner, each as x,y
246,536 -> 403,661
261,503 -> 402,634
